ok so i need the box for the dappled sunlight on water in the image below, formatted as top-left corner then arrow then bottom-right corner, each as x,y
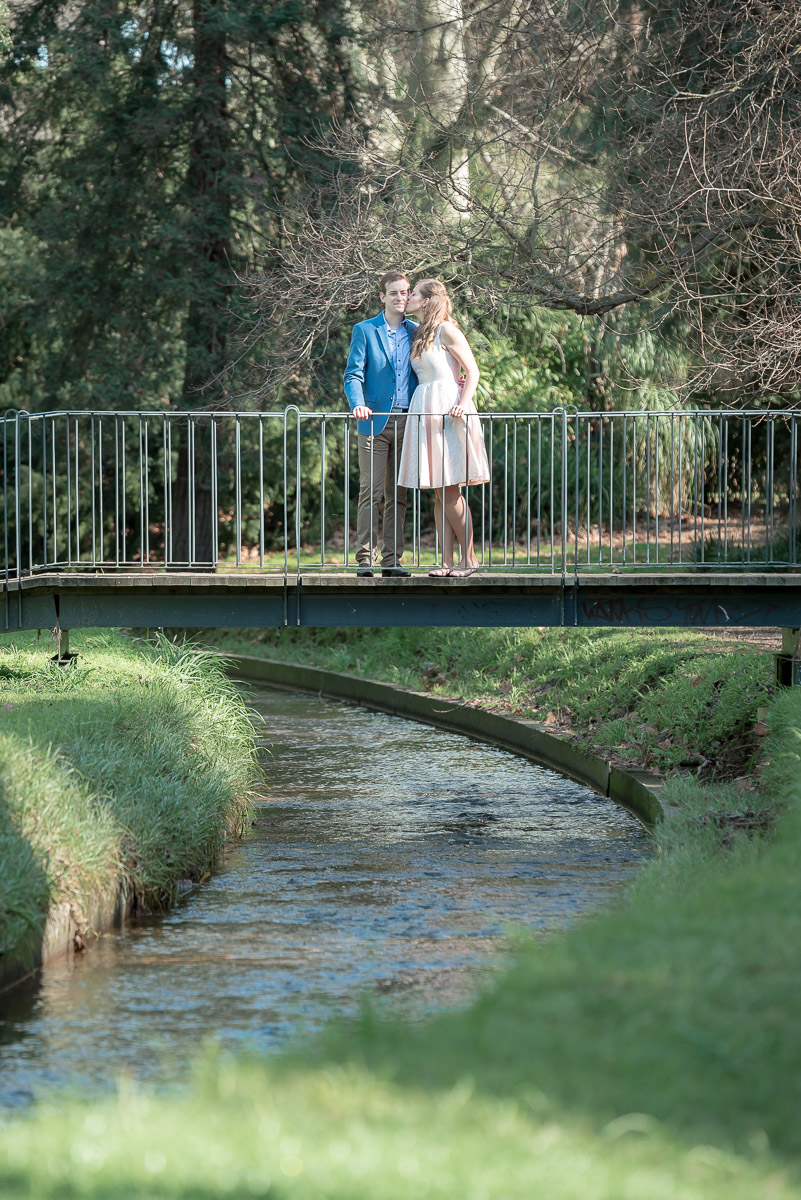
0,687 -> 651,1106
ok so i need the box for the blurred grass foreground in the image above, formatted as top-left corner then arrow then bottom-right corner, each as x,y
2,627 -> 801,1197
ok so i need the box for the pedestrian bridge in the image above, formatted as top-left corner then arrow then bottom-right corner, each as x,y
3,406 -> 800,631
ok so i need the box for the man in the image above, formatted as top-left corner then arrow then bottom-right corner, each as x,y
344,271 -> 417,577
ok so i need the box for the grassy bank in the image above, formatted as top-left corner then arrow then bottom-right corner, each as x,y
2,624 -> 799,1197
205,624 -> 776,807
0,630 -> 259,970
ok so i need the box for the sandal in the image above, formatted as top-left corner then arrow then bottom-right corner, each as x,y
428,567 -> 452,577
448,566 -> 478,578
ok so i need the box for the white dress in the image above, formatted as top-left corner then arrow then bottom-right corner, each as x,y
397,326 -> 490,489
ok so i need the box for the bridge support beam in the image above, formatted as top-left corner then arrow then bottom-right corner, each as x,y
775,627 -> 801,687
3,573 -> 801,633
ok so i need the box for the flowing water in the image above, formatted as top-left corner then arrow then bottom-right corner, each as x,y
0,685 -> 651,1107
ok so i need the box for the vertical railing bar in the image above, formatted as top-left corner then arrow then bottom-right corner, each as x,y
622,414 -> 627,566
503,422 -> 509,566
536,419 -> 542,567
91,416 -> 96,565
723,416 -> 729,563
51,417 -> 58,566
480,415 -> 486,567
259,416 -> 265,569
585,418 -> 590,565
560,410 -> 567,580
746,417 -> 753,562
512,417 -> 517,567
162,417 -> 169,568
670,414 -> 675,565
573,411 -> 578,576
608,418 -> 614,565
369,417 -> 374,570
167,417 -> 174,566
768,416 -> 775,562
295,410 -> 302,585
121,417 -> 127,565
598,416 -> 603,565
114,417 -> 120,567
678,414 -> 684,564
138,417 -> 145,567
15,413 -> 23,582
143,418 -> 150,566
235,414 -> 242,567
717,412 -> 724,563
42,417 -> 48,567
548,415 -> 553,571
645,413 -> 651,566
26,414 -> 33,573
692,414 -> 699,566
790,415 -> 798,566
740,415 -> 746,563
321,417 -> 327,568
2,414 -> 10,604
632,415 -> 637,565
464,411 -> 470,571
211,417 -> 218,568
283,413 -> 289,577
73,415 -> 80,564
488,418 -> 494,568
344,416 -> 351,569
700,415 -> 706,564
654,414 -> 660,565
526,421 -> 531,565
188,416 -> 196,567
98,416 -> 104,565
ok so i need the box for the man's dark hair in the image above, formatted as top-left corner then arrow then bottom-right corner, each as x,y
379,270 -> 410,294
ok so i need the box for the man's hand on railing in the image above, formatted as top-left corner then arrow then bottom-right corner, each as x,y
352,406 -> 373,421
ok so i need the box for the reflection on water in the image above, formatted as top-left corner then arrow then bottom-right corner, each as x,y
0,686 -> 651,1106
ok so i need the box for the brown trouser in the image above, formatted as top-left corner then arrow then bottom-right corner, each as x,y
356,414 -> 408,568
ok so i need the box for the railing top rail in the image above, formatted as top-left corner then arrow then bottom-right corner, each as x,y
3,406 -> 801,423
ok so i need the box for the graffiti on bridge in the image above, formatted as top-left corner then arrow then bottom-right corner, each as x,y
581,595 -> 778,627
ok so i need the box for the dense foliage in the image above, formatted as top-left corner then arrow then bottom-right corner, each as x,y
0,0 -> 356,415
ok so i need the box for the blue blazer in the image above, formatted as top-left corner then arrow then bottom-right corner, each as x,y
344,313 -> 418,436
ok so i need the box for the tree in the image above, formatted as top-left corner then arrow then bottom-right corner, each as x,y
0,0 -> 359,562
244,0 -> 801,404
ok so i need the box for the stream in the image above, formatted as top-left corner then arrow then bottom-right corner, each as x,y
0,685 -> 651,1107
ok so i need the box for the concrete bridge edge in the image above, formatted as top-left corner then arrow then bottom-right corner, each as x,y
227,654 -> 664,829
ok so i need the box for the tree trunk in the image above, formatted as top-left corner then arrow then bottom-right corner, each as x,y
172,0 -> 232,567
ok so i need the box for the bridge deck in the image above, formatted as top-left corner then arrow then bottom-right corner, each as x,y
3,571 -> 799,631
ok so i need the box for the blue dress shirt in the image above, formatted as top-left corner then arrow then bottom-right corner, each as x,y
385,315 -> 412,411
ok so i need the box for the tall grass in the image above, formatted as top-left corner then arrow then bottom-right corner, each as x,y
0,630 -> 260,961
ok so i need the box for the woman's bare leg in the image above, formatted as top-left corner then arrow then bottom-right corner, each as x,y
433,492 -> 455,568
443,486 -> 477,568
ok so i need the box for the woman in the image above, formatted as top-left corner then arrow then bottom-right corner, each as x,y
397,279 -> 490,577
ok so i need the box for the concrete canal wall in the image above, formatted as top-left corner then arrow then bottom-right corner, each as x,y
228,655 -> 664,827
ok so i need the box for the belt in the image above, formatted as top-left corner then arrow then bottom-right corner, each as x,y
390,406 -> 409,412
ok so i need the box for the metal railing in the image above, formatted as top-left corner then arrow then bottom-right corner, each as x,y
2,407 -> 799,583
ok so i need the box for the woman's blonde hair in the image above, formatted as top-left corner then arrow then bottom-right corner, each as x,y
411,279 -> 457,353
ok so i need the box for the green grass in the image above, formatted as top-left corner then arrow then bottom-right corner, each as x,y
0,630 -> 260,963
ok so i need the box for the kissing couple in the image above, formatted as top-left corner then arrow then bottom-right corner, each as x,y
344,271 -> 490,579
